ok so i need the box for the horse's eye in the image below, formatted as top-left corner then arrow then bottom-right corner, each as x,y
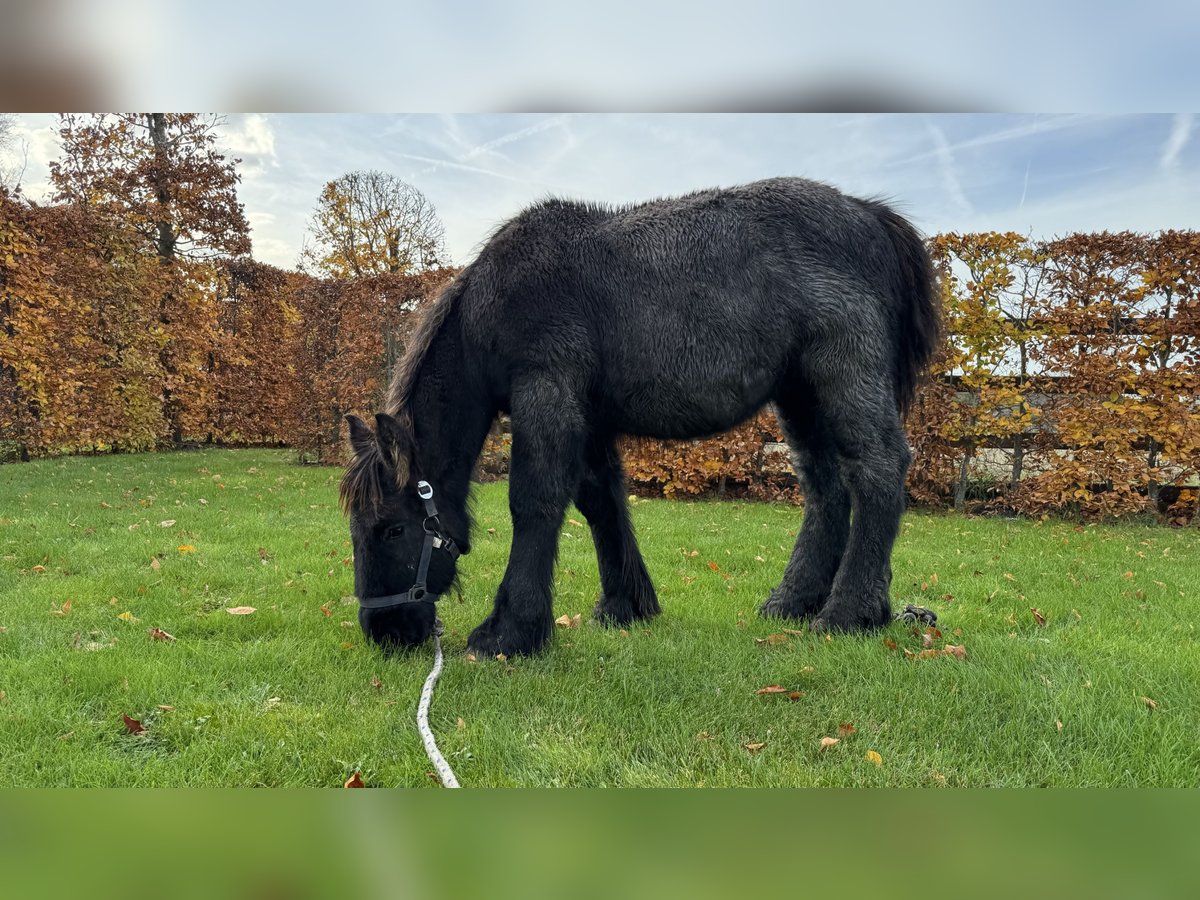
385,525 -> 405,540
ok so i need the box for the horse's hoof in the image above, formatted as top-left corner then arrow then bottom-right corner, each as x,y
466,618 -> 549,658
759,591 -> 821,620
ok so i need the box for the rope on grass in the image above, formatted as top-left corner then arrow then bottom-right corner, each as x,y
417,619 -> 460,788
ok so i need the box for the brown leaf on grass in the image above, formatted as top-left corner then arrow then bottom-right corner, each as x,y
941,644 -> 968,659
788,691 -> 804,701
121,714 -> 145,735
225,606 -> 257,615
31,565 -> 45,573
1123,570 -> 1134,579
756,685 -> 788,695
865,750 -> 883,767
150,557 -> 161,571
707,560 -> 720,572
52,600 -> 72,617
554,613 -> 582,629
743,741 -> 766,753
921,632 -> 934,648
1030,608 -> 1047,627
320,604 -> 332,617
344,772 -> 365,788
754,633 -> 790,646
159,520 -> 176,528
819,736 -> 840,751
837,723 -> 856,737
883,638 -> 898,651
495,653 -> 507,662
1141,696 -> 1158,710
567,518 -> 584,528
370,676 -> 383,690
147,627 -> 175,642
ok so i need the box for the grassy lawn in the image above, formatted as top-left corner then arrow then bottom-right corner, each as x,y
1,448 -> 1198,787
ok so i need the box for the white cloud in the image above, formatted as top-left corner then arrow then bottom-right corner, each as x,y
1160,113 -> 1193,170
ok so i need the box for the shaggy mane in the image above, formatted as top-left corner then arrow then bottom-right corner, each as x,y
338,274 -> 465,515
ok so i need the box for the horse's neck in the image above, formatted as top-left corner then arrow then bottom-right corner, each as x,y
406,323 -> 492,540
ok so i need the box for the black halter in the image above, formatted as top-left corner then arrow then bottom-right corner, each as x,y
357,480 -> 461,611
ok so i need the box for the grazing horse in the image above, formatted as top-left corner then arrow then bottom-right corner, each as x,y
339,177 -> 940,657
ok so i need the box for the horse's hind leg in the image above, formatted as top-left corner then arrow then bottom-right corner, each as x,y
575,436 -> 660,625
811,381 -> 911,632
759,392 -> 851,620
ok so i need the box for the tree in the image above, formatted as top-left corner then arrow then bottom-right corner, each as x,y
300,170 -> 447,278
50,113 -> 251,260
0,114 -> 26,190
49,114 -> 252,442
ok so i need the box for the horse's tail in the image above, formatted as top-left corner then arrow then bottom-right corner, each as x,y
866,200 -> 942,416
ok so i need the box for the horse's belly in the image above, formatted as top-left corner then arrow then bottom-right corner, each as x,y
606,368 -> 778,439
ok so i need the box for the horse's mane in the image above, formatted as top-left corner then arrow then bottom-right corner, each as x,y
339,273 -> 464,515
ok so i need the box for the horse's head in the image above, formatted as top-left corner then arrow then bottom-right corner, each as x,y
340,412 -> 462,651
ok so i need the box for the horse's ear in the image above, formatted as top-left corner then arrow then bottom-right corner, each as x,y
345,414 -> 375,458
374,412 -> 413,483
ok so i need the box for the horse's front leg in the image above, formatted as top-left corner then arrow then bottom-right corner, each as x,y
467,378 -> 583,657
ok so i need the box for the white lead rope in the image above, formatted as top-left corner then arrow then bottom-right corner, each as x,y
417,621 -> 460,788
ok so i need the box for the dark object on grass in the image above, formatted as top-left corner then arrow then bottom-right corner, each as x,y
894,604 -> 938,627
339,177 -> 941,656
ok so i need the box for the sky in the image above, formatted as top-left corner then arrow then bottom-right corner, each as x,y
3,113 -> 1197,270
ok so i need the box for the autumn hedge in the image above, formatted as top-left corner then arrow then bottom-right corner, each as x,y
2,189 -> 1197,520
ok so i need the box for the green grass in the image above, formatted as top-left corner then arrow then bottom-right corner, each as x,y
1,449 -> 1198,787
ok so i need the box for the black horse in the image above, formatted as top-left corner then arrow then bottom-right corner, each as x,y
340,177 -> 940,657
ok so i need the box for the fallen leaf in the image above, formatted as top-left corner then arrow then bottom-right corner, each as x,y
320,604 -> 332,617
159,520 -> 176,527
695,731 -> 713,741
567,518 -> 584,528
1123,571 -> 1134,579
883,638 -> 898,651
344,772 -> 365,788
819,736 -> 840,751
121,714 -> 145,735
225,606 -> 257,615
941,644 -> 968,659
837,723 -> 856,737
754,633 -> 790,646
456,717 -> 465,730
865,750 -> 883,767
465,653 -> 477,662
31,565 -> 45,574
495,653 -> 507,662
756,685 -> 788,695
618,629 -> 629,638
743,741 -> 766,753
554,613 -> 582,629
1056,720 -> 1063,732
787,691 -> 804,701
176,544 -> 196,554
1141,696 -> 1158,710
147,627 -> 175,642
1030,608 -> 1047,627
117,610 -> 138,623
52,600 -> 72,617
921,632 -> 934,648
1003,572 -> 1016,582
150,557 -> 161,571
707,560 -> 720,571
265,697 -> 281,709
157,705 -> 174,711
